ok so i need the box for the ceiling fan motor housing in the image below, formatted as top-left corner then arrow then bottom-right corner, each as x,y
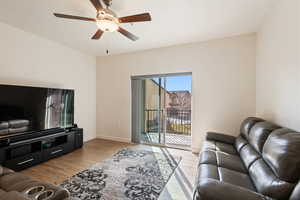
97,8 -> 117,18
96,9 -> 119,32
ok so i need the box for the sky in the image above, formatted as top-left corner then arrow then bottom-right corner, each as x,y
152,75 -> 192,92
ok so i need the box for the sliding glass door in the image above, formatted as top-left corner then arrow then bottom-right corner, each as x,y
132,73 -> 192,149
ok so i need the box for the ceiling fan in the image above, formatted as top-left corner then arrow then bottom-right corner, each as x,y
54,0 -> 152,41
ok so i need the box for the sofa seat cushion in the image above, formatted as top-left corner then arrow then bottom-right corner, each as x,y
2,191 -> 30,200
203,140 -> 238,155
218,167 -> 256,191
195,179 -> 274,200
6,180 -> 69,200
0,188 -> 6,195
199,150 -> 247,173
196,164 -> 256,191
0,172 -> 69,200
0,173 -> 29,191
197,164 -> 220,180
3,179 -> 41,192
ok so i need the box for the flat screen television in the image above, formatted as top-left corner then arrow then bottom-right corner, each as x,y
0,84 -> 74,136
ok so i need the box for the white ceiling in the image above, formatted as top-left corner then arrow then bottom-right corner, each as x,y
0,0 -> 276,56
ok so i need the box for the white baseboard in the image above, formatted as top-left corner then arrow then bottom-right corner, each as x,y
97,135 -> 132,143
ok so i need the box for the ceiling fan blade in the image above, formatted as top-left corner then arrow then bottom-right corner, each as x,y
119,13 -> 152,23
92,30 -> 104,40
118,27 -> 139,41
54,13 -> 96,22
90,0 -> 103,11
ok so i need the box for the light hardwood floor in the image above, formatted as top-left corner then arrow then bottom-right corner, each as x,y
22,139 -> 198,200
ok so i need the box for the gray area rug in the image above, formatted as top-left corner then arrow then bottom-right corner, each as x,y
60,148 -> 181,200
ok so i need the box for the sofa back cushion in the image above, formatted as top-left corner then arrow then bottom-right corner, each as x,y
239,144 -> 261,170
262,128 -> 300,183
240,117 -> 264,139
235,136 -> 248,152
248,122 -> 280,153
247,128 -> 300,200
237,118 -> 300,200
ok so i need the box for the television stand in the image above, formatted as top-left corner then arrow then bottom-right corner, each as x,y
0,128 -> 83,171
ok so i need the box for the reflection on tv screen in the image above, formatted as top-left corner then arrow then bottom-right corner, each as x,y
0,85 -> 74,136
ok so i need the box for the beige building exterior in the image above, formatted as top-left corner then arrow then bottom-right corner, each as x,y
144,79 -> 191,110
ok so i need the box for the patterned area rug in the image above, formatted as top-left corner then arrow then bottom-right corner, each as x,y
60,148 -> 181,200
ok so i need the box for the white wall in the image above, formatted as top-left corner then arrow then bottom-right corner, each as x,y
256,0 -> 300,131
1,0 -> 297,150
96,34 -> 256,152
0,22 -> 97,142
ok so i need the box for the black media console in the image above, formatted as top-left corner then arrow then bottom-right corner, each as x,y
0,128 -> 83,171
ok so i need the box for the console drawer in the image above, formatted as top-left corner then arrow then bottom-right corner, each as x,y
4,152 -> 41,171
43,145 -> 66,161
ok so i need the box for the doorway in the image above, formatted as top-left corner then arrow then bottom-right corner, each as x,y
131,73 -> 192,149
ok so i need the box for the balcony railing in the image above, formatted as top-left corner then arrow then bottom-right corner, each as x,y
145,109 -> 191,136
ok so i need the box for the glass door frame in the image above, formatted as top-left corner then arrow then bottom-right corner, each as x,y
142,77 -> 166,146
156,77 -> 167,146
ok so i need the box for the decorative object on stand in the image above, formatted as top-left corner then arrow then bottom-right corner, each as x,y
53,0 -> 152,41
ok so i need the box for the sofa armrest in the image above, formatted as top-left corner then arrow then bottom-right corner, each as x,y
0,166 -> 14,176
194,179 -> 273,200
2,191 -> 30,200
206,132 -> 236,144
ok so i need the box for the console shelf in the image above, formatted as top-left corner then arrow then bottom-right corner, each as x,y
0,128 -> 83,171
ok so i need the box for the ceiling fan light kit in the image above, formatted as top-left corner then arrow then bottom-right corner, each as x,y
96,9 -> 119,32
53,0 -> 152,41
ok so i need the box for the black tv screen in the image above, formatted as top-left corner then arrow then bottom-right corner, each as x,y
0,84 -> 74,136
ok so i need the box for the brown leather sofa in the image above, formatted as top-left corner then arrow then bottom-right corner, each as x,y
194,117 -> 300,200
0,166 -> 69,200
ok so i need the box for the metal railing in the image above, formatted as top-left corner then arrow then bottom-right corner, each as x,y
145,109 -> 191,136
